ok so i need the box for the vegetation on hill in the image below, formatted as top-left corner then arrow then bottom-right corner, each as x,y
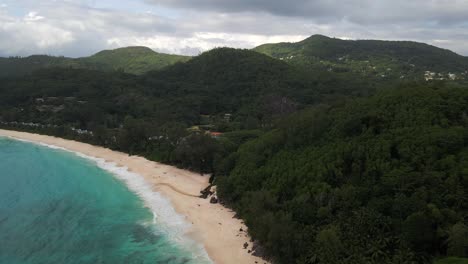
254,35 -> 468,81
216,84 -> 468,263
0,47 -> 190,77
0,41 -> 467,264
1,48 -> 366,168
81,46 -> 191,74
0,55 -> 78,78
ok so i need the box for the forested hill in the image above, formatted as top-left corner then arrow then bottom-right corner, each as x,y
0,48 -> 376,131
0,45 -> 467,264
254,35 -> 468,81
0,55 -> 77,78
0,47 -> 190,77
217,84 -> 468,264
142,48 -> 377,114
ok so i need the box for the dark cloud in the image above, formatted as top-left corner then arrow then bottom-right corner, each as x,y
145,0 -> 344,17
146,0 -> 468,25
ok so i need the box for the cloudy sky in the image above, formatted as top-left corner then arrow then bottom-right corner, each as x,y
1,0 -> 468,57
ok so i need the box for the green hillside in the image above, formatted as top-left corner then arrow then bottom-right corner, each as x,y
0,55 -> 78,78
0,48 -> 378,169
0,47 -> 190,77
80,46 -> 191,74
254,35 -> 468,81
0,46 -> 467,264
217,83 -> 468,263
144,48 -> 379,111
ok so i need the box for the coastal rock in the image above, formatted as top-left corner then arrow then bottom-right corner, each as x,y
210,196 -> 218,204
199,184 -> 214,199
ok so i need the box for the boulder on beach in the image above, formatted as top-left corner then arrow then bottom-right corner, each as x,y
199,184 -> 214,199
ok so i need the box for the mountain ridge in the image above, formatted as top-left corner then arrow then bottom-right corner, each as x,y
254,35 -> 468,81
0,39 -> 468,264
2,34 -> 468,80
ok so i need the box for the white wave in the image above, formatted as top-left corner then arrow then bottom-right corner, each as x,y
2,136 -> 68,151
3,136 -> 213,263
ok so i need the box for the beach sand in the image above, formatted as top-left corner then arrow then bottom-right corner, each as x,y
0,129 -> 268,264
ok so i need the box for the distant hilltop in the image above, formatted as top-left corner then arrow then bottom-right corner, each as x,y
254,34 -> 468,81
1,35 -> 468,81
0,46 -> 191,77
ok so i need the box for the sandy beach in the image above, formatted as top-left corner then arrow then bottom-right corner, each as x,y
0,129 -> 268,264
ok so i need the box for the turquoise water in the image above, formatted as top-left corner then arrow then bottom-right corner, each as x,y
0,138 -> 211,264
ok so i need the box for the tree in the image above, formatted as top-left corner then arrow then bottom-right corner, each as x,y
314,226 -> 343,264
447,222 -> 468,257
403,212 -> 435,253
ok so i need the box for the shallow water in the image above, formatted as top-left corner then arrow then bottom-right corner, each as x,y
0,138 -> 211,264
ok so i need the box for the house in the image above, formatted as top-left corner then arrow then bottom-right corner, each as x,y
188,126 -> 201,133
424,71 -> 436,81
209,132 -> 223,138
224,113 -> 232,122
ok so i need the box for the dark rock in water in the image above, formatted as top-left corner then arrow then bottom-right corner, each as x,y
243,242 -> 249,249
210,196 -> 218,204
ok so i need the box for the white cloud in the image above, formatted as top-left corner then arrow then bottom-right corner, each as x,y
0,0 -> 467,57
107,33 -> 307,55
0,10 -> 74,54
24,11 -> 44,21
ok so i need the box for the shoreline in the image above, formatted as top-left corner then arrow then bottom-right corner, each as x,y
0,129 -> 268,264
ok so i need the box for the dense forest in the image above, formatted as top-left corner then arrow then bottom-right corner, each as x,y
0,37 -> 467,264
217,83 -> 468,264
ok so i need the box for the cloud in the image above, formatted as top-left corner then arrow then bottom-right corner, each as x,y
107,32 -> 307,55
0,0 -> 312,56
24,11 -> 44,21
0,0 -> 467,57
0,9 -> 74,54
0,1 -> 181,56
145,0 -> 468,25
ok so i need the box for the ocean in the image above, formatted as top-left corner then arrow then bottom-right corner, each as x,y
0,137 -> 212,264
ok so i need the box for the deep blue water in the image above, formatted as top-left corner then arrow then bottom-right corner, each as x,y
0,138 -> 211,264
